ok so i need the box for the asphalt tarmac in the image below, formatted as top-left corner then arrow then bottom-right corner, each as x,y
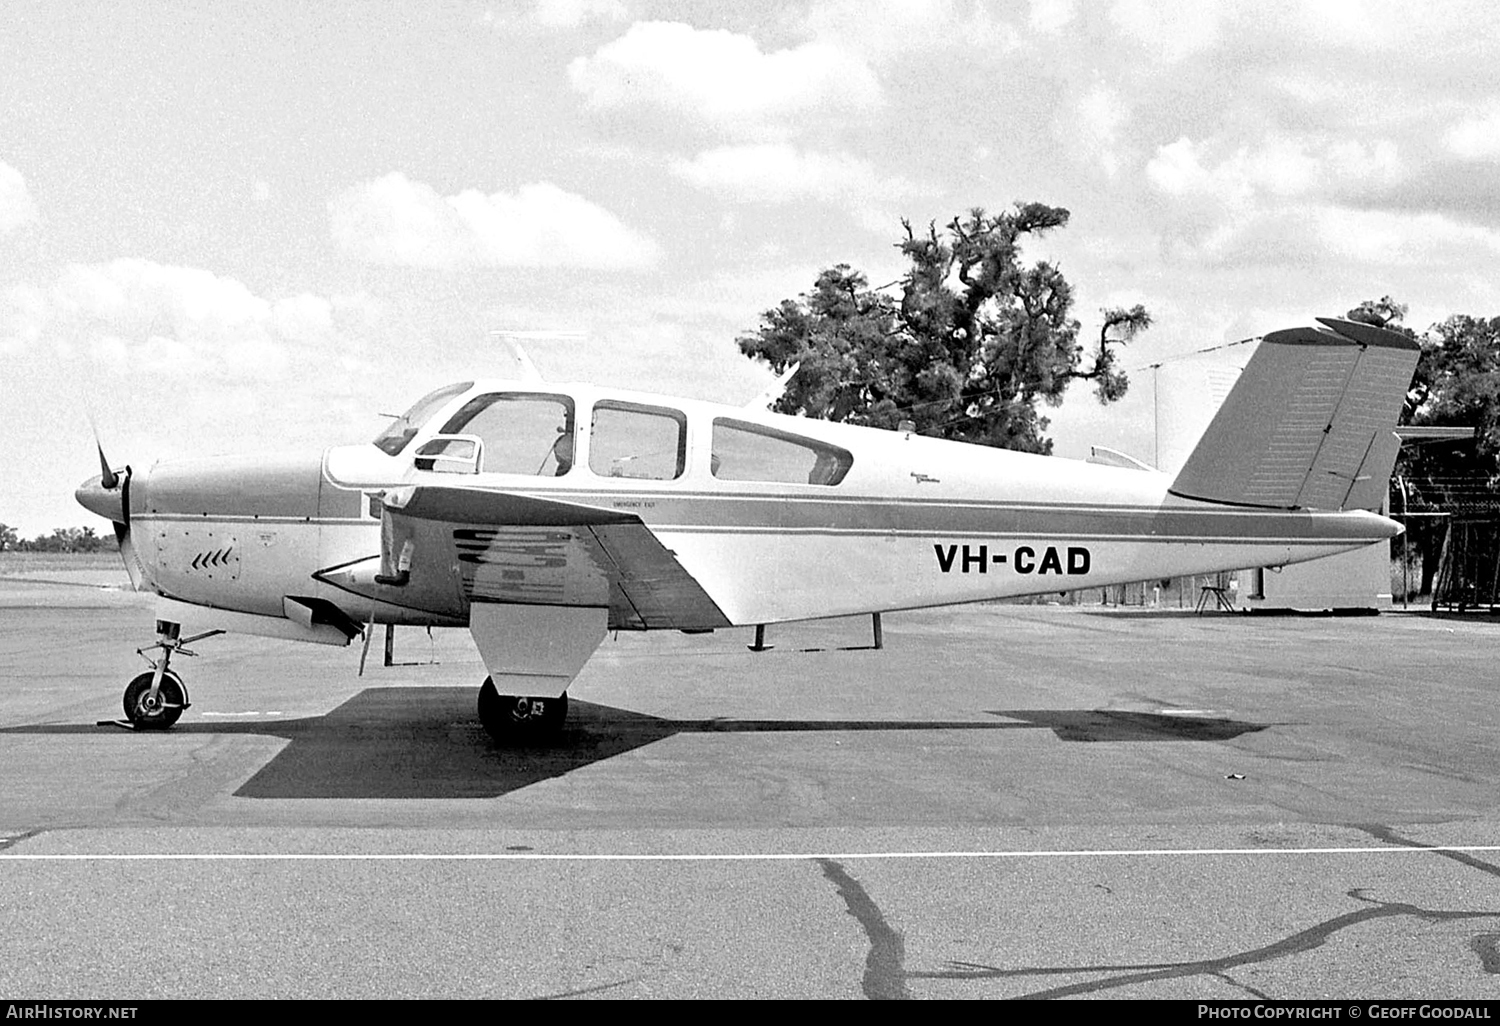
1,571 -> 1498,1000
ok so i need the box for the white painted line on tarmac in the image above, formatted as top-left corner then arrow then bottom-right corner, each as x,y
4,845 -> 1500,862
199,711 -> 285,717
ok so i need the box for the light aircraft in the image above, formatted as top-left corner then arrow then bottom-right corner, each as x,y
76,316 -> 1418,742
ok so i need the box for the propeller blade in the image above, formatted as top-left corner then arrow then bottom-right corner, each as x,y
87,409 -> 120,490
78,413 -> 141,589
97,440 -> 119,490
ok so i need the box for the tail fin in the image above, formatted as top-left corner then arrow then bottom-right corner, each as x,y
1169,317 -> 1419,511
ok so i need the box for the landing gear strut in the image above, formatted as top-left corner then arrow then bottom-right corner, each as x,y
119,620 -> 216,730
477,676 -> 568,743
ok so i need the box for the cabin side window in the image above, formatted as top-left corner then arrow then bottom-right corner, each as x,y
589,401 -> 687,480
710,419 -> 853,486
440,393 -> 576,476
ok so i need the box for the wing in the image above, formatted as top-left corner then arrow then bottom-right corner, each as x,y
314,485 -> 732,697
313,485 -> 732,633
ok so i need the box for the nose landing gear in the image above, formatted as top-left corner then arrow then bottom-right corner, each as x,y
123,668 -> 187,729
107,620 -> 220,730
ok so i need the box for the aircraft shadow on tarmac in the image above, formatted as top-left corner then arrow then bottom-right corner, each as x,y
4,689 -> 1269,800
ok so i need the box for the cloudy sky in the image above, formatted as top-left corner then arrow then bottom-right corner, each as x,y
3,0 -> 1499,535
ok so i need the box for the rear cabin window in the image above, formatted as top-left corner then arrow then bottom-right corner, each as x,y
710,419 -> 853,486
589,401 -> 687,480
440,392 -> 576,476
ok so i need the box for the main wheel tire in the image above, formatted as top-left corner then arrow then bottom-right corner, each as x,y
477,677 -> 568,743
122,670 -> 186,730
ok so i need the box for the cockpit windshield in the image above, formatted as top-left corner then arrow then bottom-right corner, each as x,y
371,381 -> 473,456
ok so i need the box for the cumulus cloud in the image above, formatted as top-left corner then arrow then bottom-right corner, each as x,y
0,160 -> 39,235
480,0 -> 626,30
530,0 -> 626,28
1132,131 -> 1500,270
0,284 -> 47,355
567,21 -> 881,140
1307,206 -> 1500,265
0,259 -> 377,377
1147,134 -> 1401,216
329,172 -> 661,270
797,0 -> 1022,61
1100,0 -> 1484,79
54,260 -> 269,340
1028,0 -> 1077,33
1278,0 -> 1405,51
328,174 -> 465,268
1152,198 -> 1500,269
272,293 -> 335,344
1108,0 -> 1221,62
1146,137 -> 1252,204
669,144 -> 924,228
1446,105 -> 1500,161
1065,85 -> 1130,177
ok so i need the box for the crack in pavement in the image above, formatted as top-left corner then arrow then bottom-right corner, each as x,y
0,828 -> 44,853
918,890 -> 1500,998
1357,823 -> 1500,880
537,977 -> 640,999
818,858 -> 910,1000
915,826 -> 1500,998
1209,969 -> 1273,1001
1361,825 -> 1500,981
1470,934 -> 1500,976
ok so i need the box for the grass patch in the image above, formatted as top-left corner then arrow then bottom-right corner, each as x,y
0,551 -> 125,574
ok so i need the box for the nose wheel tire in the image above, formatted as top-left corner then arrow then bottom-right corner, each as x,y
477,677 -> 568,743
123,670 -> 187,730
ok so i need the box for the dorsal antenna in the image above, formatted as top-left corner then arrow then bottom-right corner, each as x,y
745,362 -> 800,409
488,330 -> 585,382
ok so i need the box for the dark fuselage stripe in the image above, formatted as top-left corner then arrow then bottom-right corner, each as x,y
145,491 -> 1385,544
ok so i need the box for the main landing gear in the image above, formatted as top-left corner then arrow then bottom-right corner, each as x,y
477,677 -> 568,743
114,620 -> 218,730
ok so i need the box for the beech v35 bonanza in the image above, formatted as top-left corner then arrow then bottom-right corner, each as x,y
76,317 -> 1418,742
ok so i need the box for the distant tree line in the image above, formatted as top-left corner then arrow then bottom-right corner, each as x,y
0,524 -> 117,553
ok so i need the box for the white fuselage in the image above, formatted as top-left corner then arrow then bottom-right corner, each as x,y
112,380 -> 1397,636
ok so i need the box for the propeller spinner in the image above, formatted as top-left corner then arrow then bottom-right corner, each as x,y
75,430 -> 143,591
76,430 -> 130,529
